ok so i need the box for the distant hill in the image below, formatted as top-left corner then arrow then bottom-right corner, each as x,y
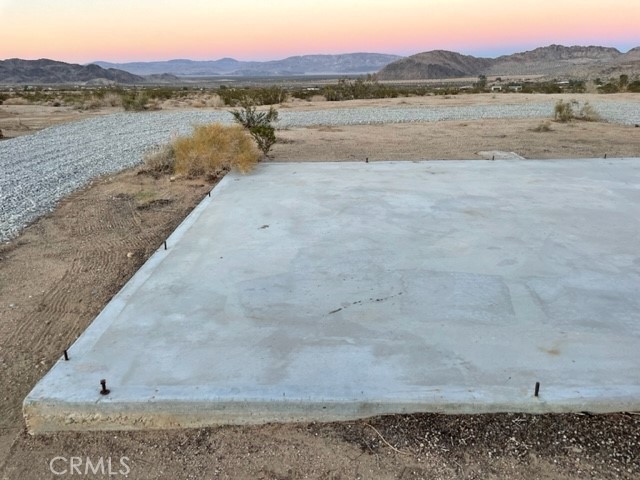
0,59 -> 181,85
94,53 -> 403,77
486,45 -> 623,76
377,50 -> 492,79
377,45 -> 640,80
0,58 -> 149,85
615,47 -> 640,63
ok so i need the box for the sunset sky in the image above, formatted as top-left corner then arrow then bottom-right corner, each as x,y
1,0 -> 638,63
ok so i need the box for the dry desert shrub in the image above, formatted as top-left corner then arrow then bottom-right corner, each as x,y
102,92 -> 123,107
78,96 -> 104,110
554,99 -> 601,123
145,98 -> 162,111
161,99 -> 182,108
578,102 -> 601,122
205,94 -> 225,108
189,98 -> 207,108
172,123 -> 259,176
75,93 -> 124,110
187,94 -> 224,108
533,120 -> 553,132
554,100 -> 575,122
2,97 -> 30,105
143,144 -> 175,173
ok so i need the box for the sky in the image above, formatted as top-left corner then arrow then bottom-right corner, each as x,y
1,0 -> 638,63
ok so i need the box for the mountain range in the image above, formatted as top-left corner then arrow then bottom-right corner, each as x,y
93,53 -> 402,77
1,46 -> 639,85
0,58 -> 178,85
378,45 -> 640,80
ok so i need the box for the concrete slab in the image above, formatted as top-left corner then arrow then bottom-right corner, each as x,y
24,159 -> 640,433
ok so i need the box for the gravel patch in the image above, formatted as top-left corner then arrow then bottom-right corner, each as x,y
1,101 -> 639,242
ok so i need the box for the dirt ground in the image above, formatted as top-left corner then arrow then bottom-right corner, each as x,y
0,104 -> 116,139
1,96 -> 639,479
272,119 -> 640,161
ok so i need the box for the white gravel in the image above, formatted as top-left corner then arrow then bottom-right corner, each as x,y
1,100 -> 639,242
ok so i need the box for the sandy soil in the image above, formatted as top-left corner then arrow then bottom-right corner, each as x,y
273,119 -> 640,161
1,96 -> 639,479
0,105 -> 116,139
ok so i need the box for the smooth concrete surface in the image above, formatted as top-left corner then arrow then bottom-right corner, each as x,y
24,159 -> 640,432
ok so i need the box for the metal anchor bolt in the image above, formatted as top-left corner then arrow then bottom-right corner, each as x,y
100,379 -> 110,395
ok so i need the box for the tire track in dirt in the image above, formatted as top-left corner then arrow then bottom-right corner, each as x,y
6,196 -> 141,347
0,169 -> 213,465
18,196 -> 173,355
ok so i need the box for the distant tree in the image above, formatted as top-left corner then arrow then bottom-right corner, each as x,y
619,74 -> 629,90
598,82 -> 619,94
476,75 -> 487,90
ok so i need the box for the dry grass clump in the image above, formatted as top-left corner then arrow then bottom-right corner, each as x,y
102,92 -> 123,107
554,100 -> 574,122
554,99 -> 601,123
578,102 -> 601,122
143,144 -> 175,173
205,94 -> 225,108
78,96 -> 104,110
188,94 -> 225,108
189,99 -> 208,108
533,120 -> 553,132
75,93 -> 125,110
172,123 -> 259,176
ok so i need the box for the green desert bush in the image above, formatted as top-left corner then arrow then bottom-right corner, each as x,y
626,80 -> 640,93
218,86 -> 287,106
230,102 -> 279,156
230,102 -> 279,129
248,124 -> 277,156
322,77 -> 399,101
598,82 -> 619,94
122,92 -> 151,111
619,74 -> 629,90
172,123 -> 259,176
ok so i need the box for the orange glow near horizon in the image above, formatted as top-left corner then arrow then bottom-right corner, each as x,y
1,0 -> 638,62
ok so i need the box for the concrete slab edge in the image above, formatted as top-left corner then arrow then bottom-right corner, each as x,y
25,385 -> 640,433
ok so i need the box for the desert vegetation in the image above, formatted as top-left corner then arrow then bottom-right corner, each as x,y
217,85 -> 287,106
553,99 -> 601,122
230,101 -> 279,156
532,120 -> 553,132
143,123 -> 259,177
1,73 -> 636,112
594,74 -> 640,94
